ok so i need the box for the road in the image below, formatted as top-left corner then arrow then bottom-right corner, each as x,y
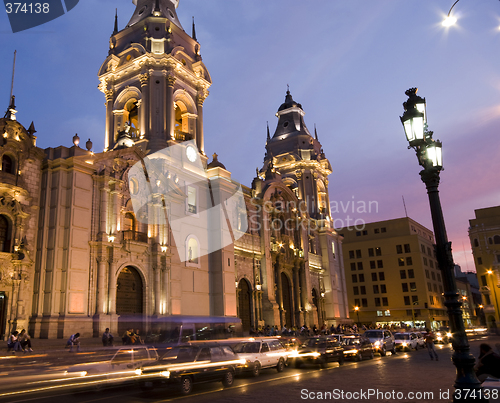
1,337 -> 498,403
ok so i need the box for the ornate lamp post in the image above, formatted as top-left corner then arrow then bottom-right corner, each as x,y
400,88 -> 484,402
354,306 -> 360,327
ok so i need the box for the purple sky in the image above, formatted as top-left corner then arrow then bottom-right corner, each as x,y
1,0 -> 499,272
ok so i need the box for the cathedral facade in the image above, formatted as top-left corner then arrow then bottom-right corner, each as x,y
0,0 -> 349,339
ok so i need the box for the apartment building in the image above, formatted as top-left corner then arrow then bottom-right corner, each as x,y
337,217 -> 448,329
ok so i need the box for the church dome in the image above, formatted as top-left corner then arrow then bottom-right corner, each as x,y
277,89 -> 303,112
207,153 -> 226,170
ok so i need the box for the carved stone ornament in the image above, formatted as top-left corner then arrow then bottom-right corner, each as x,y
0,193 -> 25,218
112,158 -> 129,175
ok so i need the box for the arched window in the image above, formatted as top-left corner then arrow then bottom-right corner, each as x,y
123,212 -> 135,231
187,236 -> 199,264
494,235 -> 500,245
124,99 -> 138,136
1,155 -> 14,174
0,215 -> 11,253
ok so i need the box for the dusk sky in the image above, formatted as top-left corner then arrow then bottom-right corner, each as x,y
1,0 -> 499,272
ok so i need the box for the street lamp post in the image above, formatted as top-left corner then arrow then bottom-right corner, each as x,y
354,306 -> 360,327
400,88 -> 483,402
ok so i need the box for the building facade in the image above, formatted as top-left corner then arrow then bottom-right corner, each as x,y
469,205 -> 500,332
337,217 -> 448,329
0,0 -> 348,339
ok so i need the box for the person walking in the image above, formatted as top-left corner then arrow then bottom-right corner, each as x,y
102,328 -> 114,346
18,329 -> 33,352
425,329 -> 438,361
66,333 -> 81,352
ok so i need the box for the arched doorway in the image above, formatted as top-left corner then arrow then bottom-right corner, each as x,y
238,279 -> 252,333
116,266 -> 143,336
281,273 -> 293,328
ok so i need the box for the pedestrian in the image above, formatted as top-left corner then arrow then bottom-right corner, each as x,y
424,329 -> 438,361
134,329 -> 144,345
18,329 -> 33,352
475,343 -> 500,382
66,333 -> 81,352
7,330 -> 21,353
102,328 -> 114,346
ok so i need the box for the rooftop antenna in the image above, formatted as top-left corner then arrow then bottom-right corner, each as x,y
9,50 -> 16,105
402,195 -> 408,217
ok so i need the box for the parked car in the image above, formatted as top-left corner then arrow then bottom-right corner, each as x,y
66,346 -> 159,389
341,335 -> 374,361
230,338 -> 288,376
393,333 -> 419,351
291,336 -> 344,368
139,342 -> 244,395
363,330 -> 396,356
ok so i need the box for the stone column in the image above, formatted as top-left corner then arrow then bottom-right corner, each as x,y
139,73 -> 149,139
164,71 -> 176,140
162,266 -> 168,315
111,191 -> 120,235
300,266 -> 308,325
276,267 -> 283,327
105,88 -> 114,151
100,186 -> 108,235
293,265 -> 301,327
96,257 -> 107,314
196,90 -> 207,154
108,258 -> 118,314
154,265 -> 161,315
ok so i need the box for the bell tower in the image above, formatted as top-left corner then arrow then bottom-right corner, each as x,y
260,90 -> 333,219
98,0 -> 211,153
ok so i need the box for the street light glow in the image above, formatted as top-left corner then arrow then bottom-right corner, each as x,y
442,15 -> 457,27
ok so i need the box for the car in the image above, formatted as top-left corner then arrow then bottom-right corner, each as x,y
341,335 -> 374,361
66,346 -> 159,389
393,333 -> 419,351
291,336 -> 344,368
230,338 -> 288,376
414,332 -> 426,348
363,330 -> 396,356
139,342 -> 244,395
435,328 -> 452,344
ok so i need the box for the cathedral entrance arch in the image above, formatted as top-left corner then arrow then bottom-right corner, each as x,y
116,266 -> 144,336
281,272 -> 293,328
237,279 -> 252,333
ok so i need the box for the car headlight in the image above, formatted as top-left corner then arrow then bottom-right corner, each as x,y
374,341 -> 380,347
160,371 -> 170,378
402,342 -> 407,346
436,332 -> 441,336
135,369 -> 142,376
312,352 -> 321,358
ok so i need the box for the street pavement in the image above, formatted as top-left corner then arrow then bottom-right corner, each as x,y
0,335 -> 498,403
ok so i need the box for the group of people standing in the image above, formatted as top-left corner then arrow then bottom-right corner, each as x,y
7,329 -> 33,353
